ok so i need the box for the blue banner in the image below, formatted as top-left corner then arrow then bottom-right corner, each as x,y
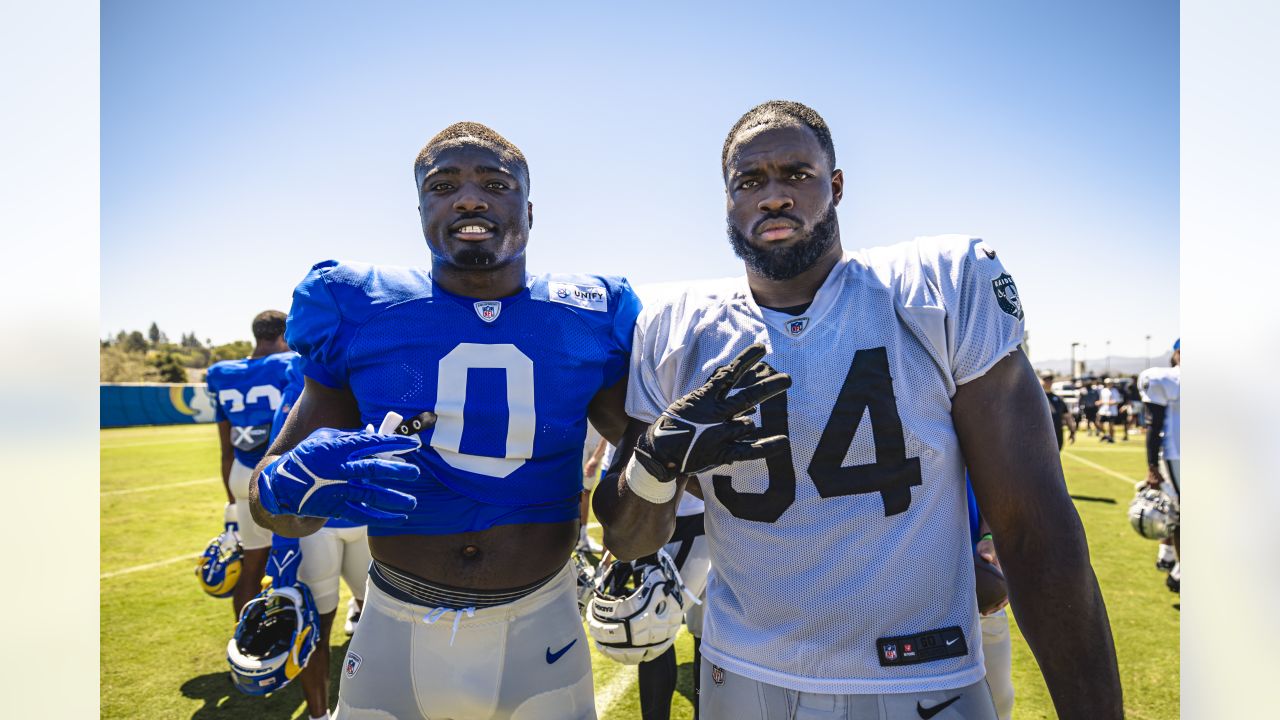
100,383 -> 218,428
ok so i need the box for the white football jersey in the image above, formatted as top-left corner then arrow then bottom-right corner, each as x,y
626,235 -> 1025,694
1138,366 -> 1180,461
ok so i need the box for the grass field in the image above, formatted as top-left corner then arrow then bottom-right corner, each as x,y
101,425 -> 1178,719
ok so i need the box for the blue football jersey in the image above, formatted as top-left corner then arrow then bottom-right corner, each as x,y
206,351 -> 297,467
268,354 -> 305,445
286,260 -> 640,536
268,353 -> 359,529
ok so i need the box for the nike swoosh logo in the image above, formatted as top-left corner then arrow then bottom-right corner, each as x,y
652,425 -> 691,437
917,695 -> 961,719
546,638 -> 577,664
945,637 -> 959,646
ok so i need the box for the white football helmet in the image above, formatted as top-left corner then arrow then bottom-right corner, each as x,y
573,549 -> 597,619
587,549 -> 696,664
1128,486 -> 1179,540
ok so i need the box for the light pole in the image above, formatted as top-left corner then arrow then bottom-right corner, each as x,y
1070,342 -> 1080,379
1145,334 -> 1152,369
1082,343 -> 1088,376
1105,340 -> 1111,377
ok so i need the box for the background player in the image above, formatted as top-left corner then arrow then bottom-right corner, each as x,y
267,354 -> 370,720
205,310 -> 295,617
967,479 -> 1013,720
1139,339 -> 1180,592
1095,380 -> 1118,443
250,122 -> 639,719
1042,374 -> 1077,451
596,101 -> 1121,719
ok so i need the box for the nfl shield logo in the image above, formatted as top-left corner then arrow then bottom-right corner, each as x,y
787,317 -> 809,336
884,644 -> 898,661
711,664 -> 725,685
473,301 -> 501,323
344,651 -> 362,679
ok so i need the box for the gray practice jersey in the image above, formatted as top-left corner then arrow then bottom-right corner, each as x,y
626,235 -> 1026,694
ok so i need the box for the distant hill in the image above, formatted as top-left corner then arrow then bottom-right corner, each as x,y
1033,354 -> 1173,378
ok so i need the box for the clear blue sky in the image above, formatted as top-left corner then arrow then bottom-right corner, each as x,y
102,0 -> 1178,366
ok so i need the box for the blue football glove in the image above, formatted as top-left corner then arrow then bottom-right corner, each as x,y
267,535 -> 302,587
257,425 -> 422,525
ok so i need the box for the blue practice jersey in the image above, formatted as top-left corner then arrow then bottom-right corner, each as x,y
268,353 -> 358,529
287,260 -> 640,536
268,354 -> 305,444
966,474 -> 982,550
206,351 -> 296,467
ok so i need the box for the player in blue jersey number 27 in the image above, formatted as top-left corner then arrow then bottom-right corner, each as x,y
250,122 -> 639,719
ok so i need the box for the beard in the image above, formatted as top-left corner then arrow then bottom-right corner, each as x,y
728,204 -> 839,281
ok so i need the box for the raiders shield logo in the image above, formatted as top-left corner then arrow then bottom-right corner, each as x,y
991,273 -> 1024,320
473,301 -> 501,323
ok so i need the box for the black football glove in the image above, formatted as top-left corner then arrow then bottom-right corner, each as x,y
627,343 -> 791,503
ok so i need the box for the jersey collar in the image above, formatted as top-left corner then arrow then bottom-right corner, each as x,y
739,252 -> 855,340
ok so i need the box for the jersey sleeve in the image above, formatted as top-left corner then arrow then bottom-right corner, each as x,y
1138,370 -> 1168,406
286,261 -> 349,389
602,278 -> 643,388
937,237 -> 1027,386
205,366 -> 228,422
625,300 -> 681,424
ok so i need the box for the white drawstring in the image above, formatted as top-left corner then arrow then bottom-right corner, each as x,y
422,606 -> 476,646
666,558 -> 702,606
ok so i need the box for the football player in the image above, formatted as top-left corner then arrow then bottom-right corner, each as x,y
1139,339 -> 1180,592
967,480 -> 1013,720
1095,380 -> 1118,443
1041,374 -> 1077,451
205,310 -> 295,617
250,122 -> 638,719
595,101 -> 1122,719
638,476 -> 709,720
267,354 -> 371,720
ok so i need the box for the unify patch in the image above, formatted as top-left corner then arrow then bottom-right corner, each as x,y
877,626 -> 968,667
548,281 -> 608,312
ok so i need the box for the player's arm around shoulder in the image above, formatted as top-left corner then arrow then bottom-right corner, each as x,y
249,377 -> 360,538
955,350 -> 1123,719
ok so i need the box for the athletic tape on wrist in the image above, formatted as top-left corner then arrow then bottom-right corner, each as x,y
623,455 -> 676,504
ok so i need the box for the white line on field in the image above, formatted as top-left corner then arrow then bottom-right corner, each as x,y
1062,452 -> 1138,486
101,553 -> 199,580
595,663 -> 636,717
101,437 -> 211,450
101,477 -> 216,496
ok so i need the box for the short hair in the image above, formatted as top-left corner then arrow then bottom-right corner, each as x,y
252,310 -> 286,341
722,100 -> 836,178
414,121 -> 530,191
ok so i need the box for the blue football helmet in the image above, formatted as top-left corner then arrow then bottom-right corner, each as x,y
196,521 -> 243,598
227,582 -> 320,695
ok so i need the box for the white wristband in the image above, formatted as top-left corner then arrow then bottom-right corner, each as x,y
623,455 -> 676,504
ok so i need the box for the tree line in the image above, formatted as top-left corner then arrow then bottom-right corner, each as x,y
100,322 -> 254,383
